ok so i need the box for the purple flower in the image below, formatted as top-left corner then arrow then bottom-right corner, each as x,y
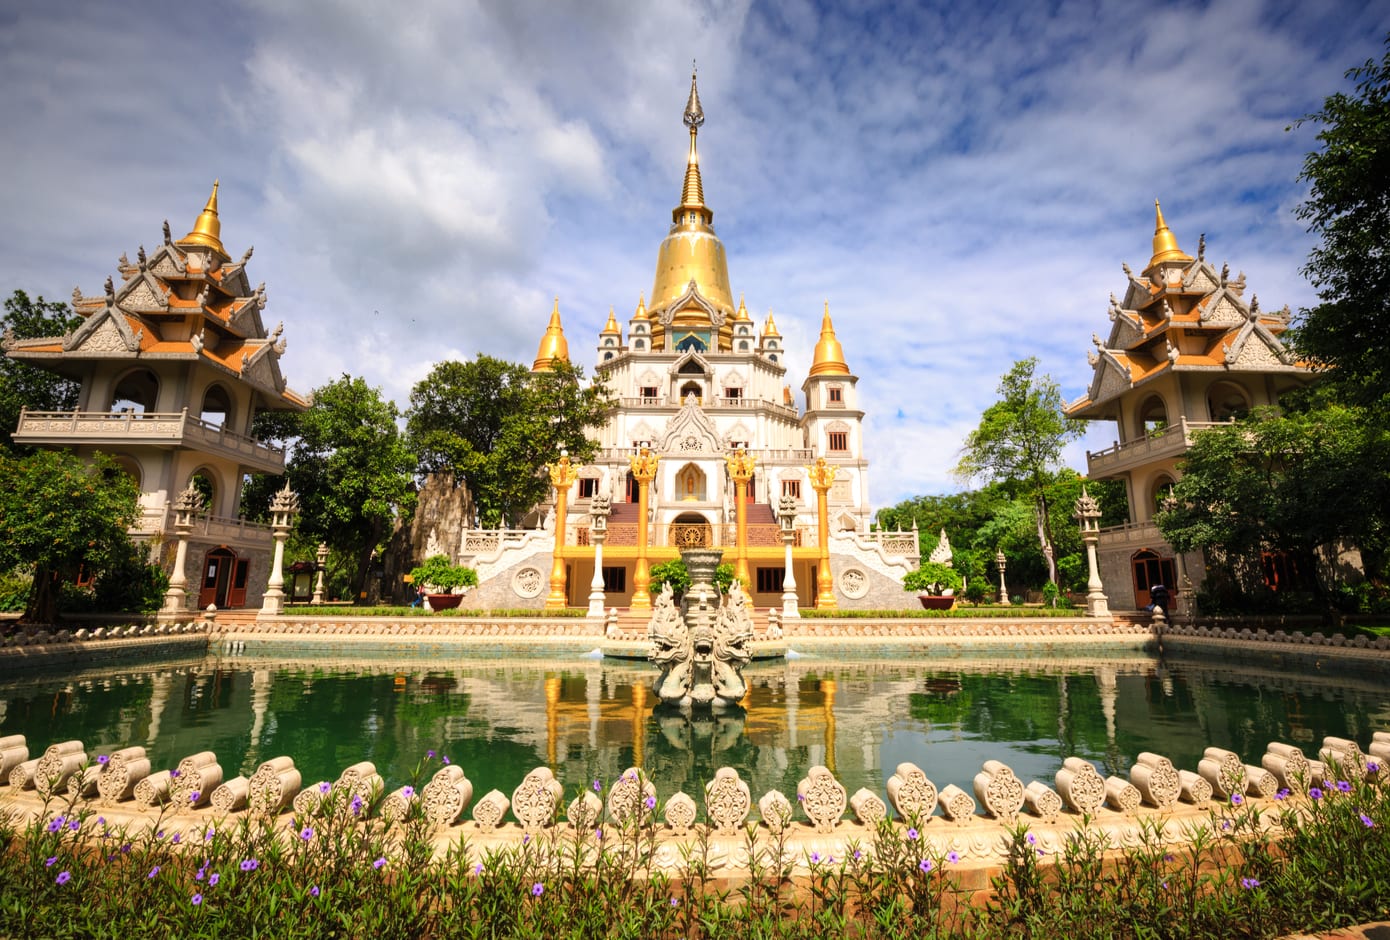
1368,761 -> 1381,774
593,779 -> 602,793
671,897 -> 679,907
1025,832 -> 1037,845
523,833 -> 530,845
1361,813 -> 1375,828
351,795 -> 364,816
373,857 -> 387,870
919,858 -> 934,873
827,856 -> 835,864
46,818 -> 63,833
120,843 -> 131,854
644,795 -> 656,810
595,828 -> 603,841
68,819 -> 80,832
402,786 -> 414,798
809,851 -> 821,863
426,750 -> 436,759
195,868 -> 205,881
442,756 -> 451,765
906,827 -> 919,841
797,793 -> 804,802
170,769 -> 181,779
208,873 -> 220,887
1241,877 -> 1260,889
147,866 -> 160,879
191,893 -> 202,906
947,851 -> 960,864
531,882 -> 544,897
300,827 -> 314,841
1222,820 -> 1232,831
45,857 -> 57,868
204,826 -> 215,841
1337,780 -> 1352,793
1230,793 -> 1243,806
189,791 -> 200,803
474,862 -> 484,876
319,781 -> 331,794
97,755 -> 109,765
1275,788 -> 1290,801
56,871 -> 71,886
240,859 -> 259,872
96,817 -> 104,826
171,833 -> 181,845
310,886 -> 320,897
1310,787 -> 1324,800
156,831 -> 165,840
853,849 -> 863,861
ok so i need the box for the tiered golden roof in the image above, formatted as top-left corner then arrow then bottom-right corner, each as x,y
532,298 -> 570,372
177,180 -> 230,261
601,307 -> 621,335
633,294 -> 648,320
734,295 -> 751,322
809,303 -> 850,376
762,312 -> 781,338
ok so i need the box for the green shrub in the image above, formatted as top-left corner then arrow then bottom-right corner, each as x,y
0,569 -> 30,612
902,562 -> 963,595
408,555 -> 478,593
648,559 -> 734,598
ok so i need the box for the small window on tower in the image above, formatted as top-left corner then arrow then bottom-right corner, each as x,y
828,431 -> 849,452
781,479 -> 801,499
639,386 -> 659,400
724,387 -> 742,400
578,478 -> 599,499
828,386 -> 843,404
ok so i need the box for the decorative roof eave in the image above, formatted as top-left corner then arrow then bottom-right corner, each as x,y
652,278 -> 727,326
667,349 -> 712,377
658,392 -> 723,454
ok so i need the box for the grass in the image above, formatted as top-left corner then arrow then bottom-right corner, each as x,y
2,757 -> 1388,937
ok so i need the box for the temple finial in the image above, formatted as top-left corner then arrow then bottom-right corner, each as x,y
178,179 -> 229,260
1147,199 -> 1192,270
684,63 -> 704,130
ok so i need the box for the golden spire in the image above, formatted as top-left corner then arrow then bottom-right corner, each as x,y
678,66 -> 706,217
810,302 -> 850,376
532,297 -> 571,372
763,311 -> 781,337
601,306 -> 620,334
1147,200 -> 1192,269
177,180 -> 230,260
634,293 -> 648,320
734,294 -> 751,322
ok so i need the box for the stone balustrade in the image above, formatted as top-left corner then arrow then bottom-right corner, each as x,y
5,730 -> 1382,875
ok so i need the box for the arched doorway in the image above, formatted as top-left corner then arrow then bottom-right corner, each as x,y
625,470 -> 641,503
199,547 -> 249,608
669,511 -> 712,548
1131,549 -> 1175,609
675,463 -> 706,501
110,369 -> 159,414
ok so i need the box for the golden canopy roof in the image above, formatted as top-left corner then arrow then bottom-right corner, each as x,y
532,298 -> 570,372
1147,200 -> 1193,270
177,180 -> 230,261
810,303 -> 850,376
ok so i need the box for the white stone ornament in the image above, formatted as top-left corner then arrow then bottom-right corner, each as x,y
796,765 -> 847,833
1055,757 -> 1105,815
704,768 -> 751,835
886,762 -> 938,821
511,767 -> 564,831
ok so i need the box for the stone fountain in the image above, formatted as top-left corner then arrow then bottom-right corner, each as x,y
648,547 -> 753,710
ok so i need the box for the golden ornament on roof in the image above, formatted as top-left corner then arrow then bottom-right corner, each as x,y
810,303 -> 850,376
532,298 -> 570,372
1147,200 -> 1193,269
177,180 -> 230,261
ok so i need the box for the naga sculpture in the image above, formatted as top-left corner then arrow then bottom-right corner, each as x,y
648,548 -> 753,709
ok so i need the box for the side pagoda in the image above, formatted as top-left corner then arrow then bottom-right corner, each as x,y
3,183 -> 307,611
1065,203 -> 1312,610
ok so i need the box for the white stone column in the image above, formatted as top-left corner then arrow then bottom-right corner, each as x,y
1074,487 -> 1110,618
777,495 -> 800,618
587,495 -> 612,618
161,486 -> 205,619
259,484 -> 299,619
995,550 -> 1008,605
311,543 -> 328,605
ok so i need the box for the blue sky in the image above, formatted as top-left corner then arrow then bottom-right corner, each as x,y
1,0 -> 1385,506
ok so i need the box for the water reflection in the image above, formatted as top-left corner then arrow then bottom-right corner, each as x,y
1,649 -> 1387,806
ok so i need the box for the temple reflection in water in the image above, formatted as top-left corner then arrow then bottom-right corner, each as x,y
2,652 -> 1388,803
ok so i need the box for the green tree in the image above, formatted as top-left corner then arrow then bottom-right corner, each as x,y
1155,404 -> 1390,613
1291,35 -> 1390,407
0,449 -> 142,623
406,355 -> 614,527
285,375 -> 416,603
0,290 -> 83,450
956,358 -> 1083,584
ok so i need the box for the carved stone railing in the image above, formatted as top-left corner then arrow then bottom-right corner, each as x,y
595,446 -> 816,464
3,730 -> 1383,875
565,523 -> 816,548
15,408 -> 285,473
1097,520 -> 1164,548
129,506 -> 271,544
1086,417 -> 1233,477
614,397 -> 799,418
866,532 -> 918,556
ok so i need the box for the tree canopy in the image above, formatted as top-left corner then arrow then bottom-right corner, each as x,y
0,449 -> 142,622
282,375 -> 417,602
1292,35 -> 1390,407
0,290 -> 82,450
406,355 -> 614,528
955,358 -> 1083,584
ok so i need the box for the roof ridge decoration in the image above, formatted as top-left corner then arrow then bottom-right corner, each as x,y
653,278 -> 726,327
63,288 -> 142,354
659,391 -> 723,455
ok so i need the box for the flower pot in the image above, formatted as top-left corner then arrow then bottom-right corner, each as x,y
427,593 -> 464,610
917,594 -> 955,611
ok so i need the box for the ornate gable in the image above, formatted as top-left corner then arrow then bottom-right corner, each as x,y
660,397 -> 722,455
668,349 -> 712,377
116,272 -> 169,314
1201,291 -> 1246,326
66,302 -> 142,355
1182,262 -> 1219,295
654,279 -> 726,328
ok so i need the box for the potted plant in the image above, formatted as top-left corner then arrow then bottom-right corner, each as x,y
903,562 -> 963,610
409,555 -> 478,611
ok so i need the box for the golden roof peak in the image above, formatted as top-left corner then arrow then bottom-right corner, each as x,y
678,67 -> 707,217
735,294 -> 751,322
177,180 -> 230,260
1147,199 -> 1192,269
602,306 -> 620,334
763,311 -> 780,337
810,302 -> 850,376
633,293 -> 648,320
532,297 -> 570,372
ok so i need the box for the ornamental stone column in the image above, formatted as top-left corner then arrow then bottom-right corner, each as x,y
545,450 -> 580,610
161,485 -> 205,619
310,542 -> 328,605
777,493 -> 800,619
1074,486 -> 1110,618
995,550 -> 1008,605
587,494 -> 611,618
806,457 -> 837,609
628,447 -> 660,611
726,448 -> 756,587
259,483 -> 299,618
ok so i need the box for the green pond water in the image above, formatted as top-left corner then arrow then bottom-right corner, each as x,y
1,644 -> 1387,807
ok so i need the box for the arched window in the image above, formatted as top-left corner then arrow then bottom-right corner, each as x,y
679,381 -> 702,404
110,369 -> 159,414
188,469 -> 217,514
1138,395 -> 1167,436
669,511 -> 712,548
1150,475 -> 1176,515
200,383 -> 233,429
675,463 -> 706,501
1207,382 -> 1250,422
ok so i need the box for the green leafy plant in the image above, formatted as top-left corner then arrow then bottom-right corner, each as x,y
902,562 -> 963,596
407,555 -> 478,594
648,559 -> 734,598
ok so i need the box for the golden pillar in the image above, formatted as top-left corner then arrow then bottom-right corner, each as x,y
631,681 -> 648,768
806,457 -> 838,608
545,451 -> 580,610
545,675 -> 562,768
629,447 -> 660,610
725,448 -> 756,587
821,677 -> 837,775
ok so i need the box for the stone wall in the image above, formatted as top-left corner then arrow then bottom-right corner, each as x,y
0,624 -> 210,675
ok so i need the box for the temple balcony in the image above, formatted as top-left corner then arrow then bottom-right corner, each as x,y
1085,417 -> 1233,478
1097,520 -> 1170,550
15,408 -> 286,474
614,396 -> 799,418
595,446 -> 815,463
566,521 -> 820,549
132,506 -> 273,546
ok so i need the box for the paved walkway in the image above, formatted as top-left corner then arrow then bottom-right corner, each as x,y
1282,924 -> 1390,940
